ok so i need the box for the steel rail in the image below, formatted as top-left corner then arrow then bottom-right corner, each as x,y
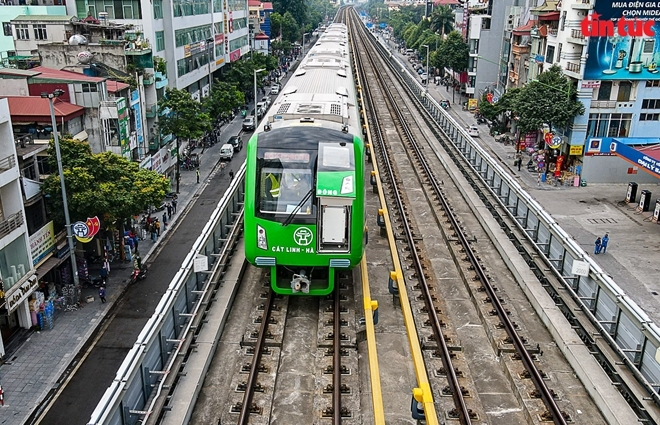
350,13 -> 472,425
238,289 -> 275,424
333,287 -> 342,425
347,12 -> 439,425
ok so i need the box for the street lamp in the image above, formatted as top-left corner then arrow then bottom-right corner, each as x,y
254,68 -> 266,127
41,89 -> 79,291
421,44 -> 430,93
302,32 -> 310,58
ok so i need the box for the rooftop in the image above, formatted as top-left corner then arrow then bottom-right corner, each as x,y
2,96 -> 85,124
106,80 -> 130,93
11,14 -> 74,22
28,66 -> 106,84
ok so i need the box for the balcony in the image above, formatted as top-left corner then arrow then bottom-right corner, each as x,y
0,211 -> 24,240
567,29 -> 587,45
590,100 -> 616,109
145,104 -> 158,118
565,61 -> 583,79
143,73 -> 155,86
512,44 -> 530,56
0,153 -> 16,174
571,0 -> 593,9
155,71 -> 168,89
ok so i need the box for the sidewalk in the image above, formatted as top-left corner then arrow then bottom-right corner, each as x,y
0,122 -> 239,425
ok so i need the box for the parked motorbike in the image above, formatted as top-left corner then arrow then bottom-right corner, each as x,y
129,266 -> 148,285
476,116 -> 488,125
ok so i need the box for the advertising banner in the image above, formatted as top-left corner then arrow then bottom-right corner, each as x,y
30,221 -> 55,266
117,97 -> 131,158
583,2 -> 660,81
131,89 -> 144,148
609,139 -> 660,178
229,49 -> 241,62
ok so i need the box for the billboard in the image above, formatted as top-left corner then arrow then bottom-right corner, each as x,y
583,3 -> 660,81
117,97 -> 130,158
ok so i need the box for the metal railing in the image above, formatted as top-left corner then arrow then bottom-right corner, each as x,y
0,153 -> 16,173
87,163 -> 246,425
566,61 -> 582,73
0,211 -> 24,240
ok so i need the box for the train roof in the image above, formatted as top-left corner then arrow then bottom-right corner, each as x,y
263,24 -> 360,135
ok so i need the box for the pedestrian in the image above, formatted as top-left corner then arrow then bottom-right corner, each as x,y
163,212 -> 168,230
0,383 -> 4,406
155,219 -> 161,237
133,234 -> 139,252
594,236 -> 602,254
100,264 -> 108,281
99,286 -> 107,303
601,233 -> 609,253
229,169 -> 234,180
196,168 -> 200,183
172,198 -> 178,214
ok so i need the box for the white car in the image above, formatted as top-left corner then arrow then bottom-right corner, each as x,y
219,144 -> 234,160
261,96 -> 271,108
270,85 -> 280,95
467,125 -> 479,137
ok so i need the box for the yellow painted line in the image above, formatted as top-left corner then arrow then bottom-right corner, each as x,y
351,16 -> 439,425
361,255 -> 386,425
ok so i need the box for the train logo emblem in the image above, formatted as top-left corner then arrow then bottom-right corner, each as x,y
293,228 -> 313,246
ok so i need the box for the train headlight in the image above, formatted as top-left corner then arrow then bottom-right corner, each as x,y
340,175 -> 354,194
257,225 -> 268,250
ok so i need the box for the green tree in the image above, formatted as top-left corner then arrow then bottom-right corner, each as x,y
430,5 -> 454,37
513,65 -> 585,134
438,31 -> 469,72
204,81 -> 245,119
158,88 -> 212,142
43,138 -> 170,231
272,0 -> 306,33
478,93 -> 499,121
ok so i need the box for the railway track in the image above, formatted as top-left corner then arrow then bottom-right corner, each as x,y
190,267 -> 360,424
348,9 -> 605,425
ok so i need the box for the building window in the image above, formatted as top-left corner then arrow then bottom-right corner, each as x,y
617,81 -> 632,102
642,98 -> 660,109
2,22 -> 12,37
597,81 -> 612,100
153,0 -> 163,19
33,24 -> 47,40
155,31 -> 165,51
640,113 -> 659,121
174,25 -> 212,48
546,45 -> 555,63
647,80 -> 660,88
587,113 -> 632,138
15,24 -> 29,40
81,83 -> 98,92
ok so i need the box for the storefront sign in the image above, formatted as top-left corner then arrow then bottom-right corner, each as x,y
152,150 -> 163,174
229,49 -> 241,62
535,54 -> 545,63
583,2 -> 660,81
131,90 -> 144,149
215,33 -> 225,44
467,98 -> 478,110
140,155 -> 152,170
581,80 -> 601,89
117,97 -> 130,158
6,274 -> 37,313
30,221 -> 55,266
569,145 -> 584,155
184,45 -> 191,58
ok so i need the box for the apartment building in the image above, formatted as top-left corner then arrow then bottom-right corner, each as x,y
67,0 -> 250,98
0,98 -> 36,358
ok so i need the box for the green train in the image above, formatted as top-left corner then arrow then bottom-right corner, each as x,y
244,23 -> 366,295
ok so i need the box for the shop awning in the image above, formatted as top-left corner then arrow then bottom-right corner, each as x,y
35,254 -> 66,278
609,139 -> 660,180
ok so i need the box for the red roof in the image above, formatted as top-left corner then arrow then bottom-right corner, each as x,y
248,0 -> 260,6
255,33 -> 269,40
639,144 -> 660,163
29,66 -> 105,83
538,11 -> 560,20
107,80 -> 130,93
2,96 -> 84,124
433,0 -> 460,5
262,2 -> 273,9
513,19 -> 537,35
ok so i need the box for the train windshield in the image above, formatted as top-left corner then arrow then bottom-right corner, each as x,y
257,149 -> 316,223
318,142 -> 354,171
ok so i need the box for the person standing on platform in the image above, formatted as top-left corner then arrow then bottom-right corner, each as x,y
196,168 -> 200,184
155,219 -> 161,237
594,236 -> 602,254
601,233 -> 609,254
163,212 -> 168,230
99,286 -> 107,303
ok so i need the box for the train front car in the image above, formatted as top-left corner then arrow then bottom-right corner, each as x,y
244,23 -> 365,295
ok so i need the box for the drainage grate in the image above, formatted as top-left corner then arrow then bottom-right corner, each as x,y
586,218 -> 618,224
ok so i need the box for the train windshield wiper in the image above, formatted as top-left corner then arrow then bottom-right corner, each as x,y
282,188 -> 314,227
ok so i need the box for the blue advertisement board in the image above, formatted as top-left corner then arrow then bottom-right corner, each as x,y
583,2 -> 660,81
609,139 -> 660,179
